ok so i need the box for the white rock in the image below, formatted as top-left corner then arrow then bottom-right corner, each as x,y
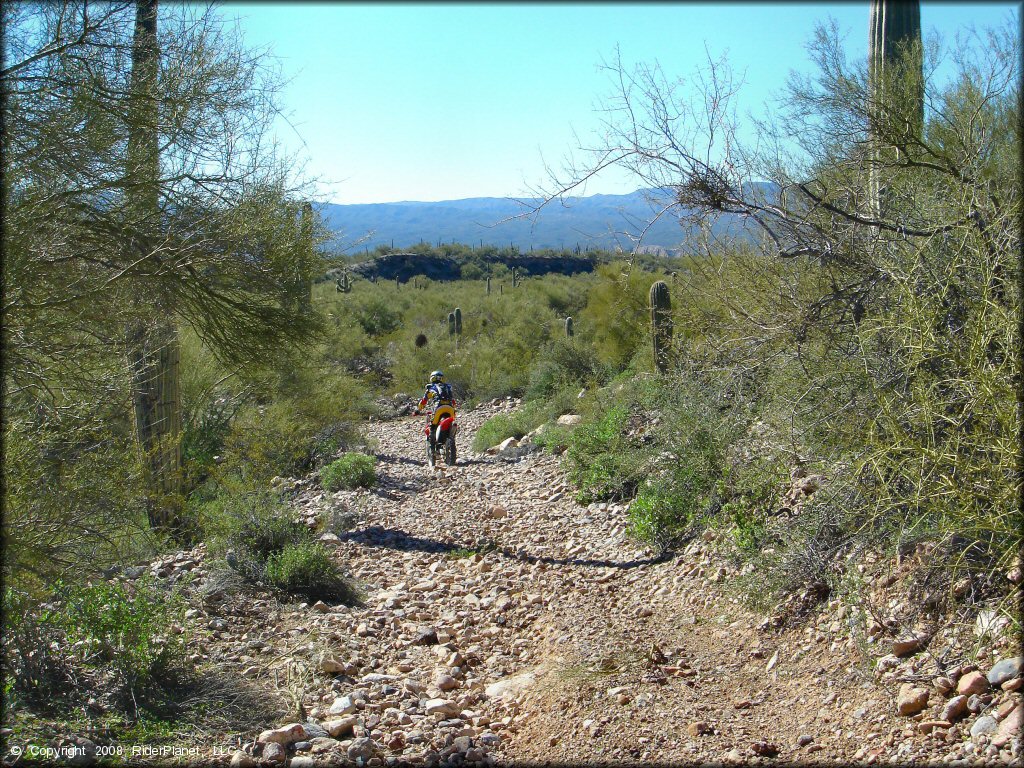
328,695 -> 358,716
257,723 -> 306,745
324,716 -> 357,738
424,698 -> 460,717
485,671 -> 537,700
971,715 -> 999,740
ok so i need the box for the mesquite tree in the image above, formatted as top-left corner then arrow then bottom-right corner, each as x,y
3,1 -> 323,561
529,15 -> 1019,578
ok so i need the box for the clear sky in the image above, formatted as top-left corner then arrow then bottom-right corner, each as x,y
223,2 -> 1020,205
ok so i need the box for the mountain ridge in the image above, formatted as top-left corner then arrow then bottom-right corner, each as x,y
320,186 -> 772,253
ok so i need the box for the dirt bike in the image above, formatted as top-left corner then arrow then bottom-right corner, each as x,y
418,404 -> 457,467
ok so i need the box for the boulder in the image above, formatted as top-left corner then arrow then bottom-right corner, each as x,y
688,721 -> 711,736
346,737 -> 378,762
892,633 -> 930,657
328,695 -> 358,716
970,715 -> 999,740
485,671 -> 537,700
324,716 -> 358,738
940,695 -> 969,723
957,671 -> 990,697
261,742 -> 286,764
987,657 -> 1024,687
257,723 -> 306,745
896,685 -> 930,716
424,698 -> 460,717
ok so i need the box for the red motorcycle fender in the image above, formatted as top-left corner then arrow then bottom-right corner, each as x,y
438,416 -> 455,432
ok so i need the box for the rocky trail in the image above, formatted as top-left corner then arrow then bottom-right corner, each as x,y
142,401 -> 1020,767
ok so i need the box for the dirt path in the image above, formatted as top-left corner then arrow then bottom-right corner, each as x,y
193,401 -> 1019,767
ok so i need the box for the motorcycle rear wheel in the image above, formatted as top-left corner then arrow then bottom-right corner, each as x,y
444,436 -> 456,465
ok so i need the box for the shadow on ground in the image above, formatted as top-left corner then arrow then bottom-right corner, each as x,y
336,525 -> 672,570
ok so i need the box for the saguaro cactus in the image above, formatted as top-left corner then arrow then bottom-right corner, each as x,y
448,312 -> 456,337
565,316 -> 574,338
511,267 -> 519,289
395,275 -> 400,290
454,308 -> 463,335
486,277 -> 491,295
126,0 -> 184,535
868,0 -> 923,217
649,281 -> 672,374
297,202 -> 314,311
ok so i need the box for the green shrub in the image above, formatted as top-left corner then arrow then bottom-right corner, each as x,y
224,499 -> 359,603
628,485 -> 694,554
625,425 -> 724,552
57,577 -> 187,692
2,587 -> 72,698
533,423 -> 573,453
564,405 -> 644,503
321,453 -> 377,491
471,413 -> 526,452
2,578 -> 189,704
525,337 -> 609,401
265,541 -> 342,597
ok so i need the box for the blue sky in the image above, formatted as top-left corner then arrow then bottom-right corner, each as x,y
224,2 -> 1020,204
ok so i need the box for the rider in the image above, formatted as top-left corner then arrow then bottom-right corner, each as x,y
416,370 -> 456,448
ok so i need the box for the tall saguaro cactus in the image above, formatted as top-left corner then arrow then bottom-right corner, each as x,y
454,307 -> 463,335
511,267 -> 519,289
868,0 -> 923,218
297,201 -> 314,311
649,281 -> 672,374
486,277 -> 491,295
448,312 -> 456,337
125,0 -> 183,535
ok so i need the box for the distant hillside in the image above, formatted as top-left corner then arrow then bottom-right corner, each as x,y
336,251 -> 601,284
320,187 -> 773,253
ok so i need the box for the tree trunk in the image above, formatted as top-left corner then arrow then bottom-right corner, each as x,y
126,0 -> 184,535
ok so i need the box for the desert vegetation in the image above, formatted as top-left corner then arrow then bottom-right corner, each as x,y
2,0 -> 1019,761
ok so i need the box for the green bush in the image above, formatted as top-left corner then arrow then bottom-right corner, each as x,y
224,498 -> 358,603
265,541 -> 340,595
2,578 -> 188,704
321,453 -> 377,491
57,577 -> 187,692
471,413 -> 527,452
628,486 -> 693,554
564,405 -> 644,503
525,337 -> 610,401
532,423 -> 573,454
